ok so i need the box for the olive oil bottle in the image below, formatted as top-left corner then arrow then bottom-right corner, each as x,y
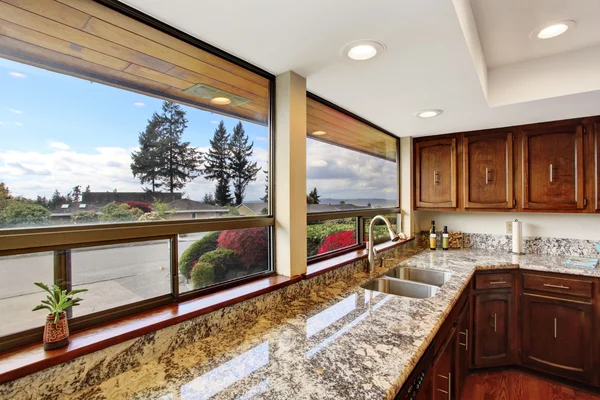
442,226 -> 449,251
429,221 -> 437,250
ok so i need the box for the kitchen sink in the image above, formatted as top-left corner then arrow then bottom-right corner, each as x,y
384,266 -> 452,287
361,278 -> 440,299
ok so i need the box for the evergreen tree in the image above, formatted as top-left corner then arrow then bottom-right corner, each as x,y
229,122 -> 261,205
0,182 -> 12,213
202,120 -> 232,206
72,185 -> 82,202
202,193 -> 216,205
308,187 -> 320,204
260,170 -> 268,203
131,113 -> 164,192
157,101 -> 201,193
131,101 -> 201,193
48,190 -> 68,210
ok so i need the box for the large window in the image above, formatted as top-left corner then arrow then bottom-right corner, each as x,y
306,96 -> 400,260
0,0 -> 273,351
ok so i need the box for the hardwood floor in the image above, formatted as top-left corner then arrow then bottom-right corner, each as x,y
461,370 -> 600,400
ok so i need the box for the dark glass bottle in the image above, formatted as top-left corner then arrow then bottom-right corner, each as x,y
429,220 -> 436,251
442,226 -> 449,251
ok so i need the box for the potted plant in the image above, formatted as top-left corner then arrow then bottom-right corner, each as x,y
32,282 -> 87,350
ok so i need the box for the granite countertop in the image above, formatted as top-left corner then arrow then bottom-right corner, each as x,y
50,249 -> 600,400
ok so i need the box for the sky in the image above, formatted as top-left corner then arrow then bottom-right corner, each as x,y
0,57 -> 396,203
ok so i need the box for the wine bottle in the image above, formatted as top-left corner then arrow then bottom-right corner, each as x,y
442,226 -> 449,251
429,220 -> 436,251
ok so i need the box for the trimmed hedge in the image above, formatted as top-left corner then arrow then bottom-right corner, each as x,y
217,227 -> 268,270
178,231 -> 221,278
197,248 -> 241,281
190,261 -> 214,289
317,230 -> 356,254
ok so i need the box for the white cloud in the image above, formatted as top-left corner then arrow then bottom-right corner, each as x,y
0,122 -> 4,125
256,136 -> 268,142
49,141 -> 71,150
210,120 -> 219,124
14,122 -> 23,126
8,72 -> 26,79
9,109 -> 23,114
133,102 -> 146,107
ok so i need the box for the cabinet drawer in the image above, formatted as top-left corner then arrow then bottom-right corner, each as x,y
475,272 -> 513,290
522,273 -> 592,298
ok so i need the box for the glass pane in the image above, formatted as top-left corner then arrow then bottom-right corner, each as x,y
178,227 -> 270,293
306,138 -> 397,212
307,218 -> 357,258
0,251 -> 53,336
70,239 -> 171,317
0,39 -> 269,231
365,214 -> 398,245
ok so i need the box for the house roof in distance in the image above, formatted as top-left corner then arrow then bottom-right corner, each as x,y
167,198 -> 228,213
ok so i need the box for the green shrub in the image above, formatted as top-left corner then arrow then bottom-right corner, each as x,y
71,210 -> 98,224
178,231 -> 221,278
198,248 -> 241,281
0,201 -> 51,228
138,211 -> 164,222
190,261 -> 215,289
99,202 -> 143,222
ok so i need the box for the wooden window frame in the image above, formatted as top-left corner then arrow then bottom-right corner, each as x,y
0,0 -> 276,353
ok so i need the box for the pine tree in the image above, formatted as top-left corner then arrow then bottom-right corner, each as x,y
260,170 -> 268,203
202,120 -> 232,206
202,193 -> 216,205
229,122 -> 261,205
131,101 -> 201,193
131,113 -> 164,192
308,187 -> 320,204
72,185 -> 82,202
157,101 -> 201,193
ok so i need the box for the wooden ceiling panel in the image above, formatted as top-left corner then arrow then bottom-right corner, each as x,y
0,0 -> 270,125
307,98 -> 397,162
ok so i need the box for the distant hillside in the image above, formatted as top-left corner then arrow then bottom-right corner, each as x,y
319,198 -> 396,207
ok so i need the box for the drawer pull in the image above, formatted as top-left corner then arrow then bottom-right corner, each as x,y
489,281 -> 507,285
554,317 -> 557,339
459,329 -> 468,351
543,283 -> 569,290
492,313 -> 497,332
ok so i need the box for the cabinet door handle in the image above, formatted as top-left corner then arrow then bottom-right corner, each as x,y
459,329 -> 468,351
433,170 -> 440,185
550,163 -> 553,183
554,317 -> 557,339
543,283 -> 569,290
492,313 -> 497,332
485,168 -> 489,184
489,281 -> 507,285
448,372 -> 452,399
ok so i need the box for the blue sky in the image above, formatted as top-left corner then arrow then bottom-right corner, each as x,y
0,57 -> 397,203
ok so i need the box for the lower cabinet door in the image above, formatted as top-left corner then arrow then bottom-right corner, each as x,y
455,303 -> 470,398
415,370 -> 433,400
521,294 -> 593,383
433,327 -> 456,400
473,292 -> 512,367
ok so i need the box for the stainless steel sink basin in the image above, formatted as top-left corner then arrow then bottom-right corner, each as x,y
384,266 -> 452,287
361,278 -> 440,299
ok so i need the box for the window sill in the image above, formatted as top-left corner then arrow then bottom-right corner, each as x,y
303,237 -> 414,279
0,274 -> 301,385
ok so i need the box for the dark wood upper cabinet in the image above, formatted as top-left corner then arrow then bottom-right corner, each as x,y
521,124 -> 585,210
415,138 -> 457,208
521,294 -> 593,383
473,292 -> 512,367
463,132 -> 514,209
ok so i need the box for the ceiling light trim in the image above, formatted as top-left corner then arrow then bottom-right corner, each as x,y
416,109 -> 443,119
530,20 -> 576,40
340,40 -> 386,61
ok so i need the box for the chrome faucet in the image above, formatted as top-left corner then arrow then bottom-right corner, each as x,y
367,215 -> 401,273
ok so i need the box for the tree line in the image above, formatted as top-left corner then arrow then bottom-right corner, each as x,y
130,101 -> 262,207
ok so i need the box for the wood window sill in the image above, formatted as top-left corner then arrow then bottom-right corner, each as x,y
0,274 -> 301,385
304,237 -> 414,279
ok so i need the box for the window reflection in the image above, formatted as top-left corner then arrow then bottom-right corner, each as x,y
306,295 -> 356,338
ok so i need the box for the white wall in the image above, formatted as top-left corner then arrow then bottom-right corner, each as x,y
415,211 -> 600,241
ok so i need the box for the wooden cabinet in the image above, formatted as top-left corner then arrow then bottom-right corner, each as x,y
521,124 -> 585,210
433,326 -> 456,400
595,122 -> 600,211
521,294 -> 593,383
455,303 -> 470,398
415,370 -> 433,400
463,131 -> 514,209
415,138 -> 457,208
473,292 -> 512,367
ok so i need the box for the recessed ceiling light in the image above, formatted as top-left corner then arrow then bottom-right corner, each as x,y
341,40 -> 386,61
417,109 -> 443,119
210,96 -> 231,105
312,130 -> 327,136
531,20 -> 576,40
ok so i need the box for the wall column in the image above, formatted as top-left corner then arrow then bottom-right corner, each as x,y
275,71 -> 307,277
400,136 -> 414,238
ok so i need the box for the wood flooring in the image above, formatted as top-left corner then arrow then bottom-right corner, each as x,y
461,370 -> 600,400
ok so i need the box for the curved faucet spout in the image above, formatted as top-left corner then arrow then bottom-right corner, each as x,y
367,215 -> 400,273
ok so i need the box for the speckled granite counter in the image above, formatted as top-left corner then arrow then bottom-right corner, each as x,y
3,248 -> 600,400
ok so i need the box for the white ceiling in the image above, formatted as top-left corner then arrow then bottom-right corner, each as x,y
121,0 -> 600,137
471,0 -> 600,68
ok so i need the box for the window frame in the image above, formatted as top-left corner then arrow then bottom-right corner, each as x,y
306,93 -> 401,263
0,0 -> 276,353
